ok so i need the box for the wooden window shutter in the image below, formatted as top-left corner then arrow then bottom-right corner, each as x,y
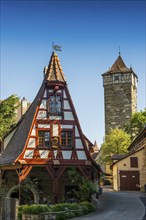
130,157 -> 138,168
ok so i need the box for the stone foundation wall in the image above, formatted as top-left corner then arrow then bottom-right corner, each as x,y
0,170 -> 18,199
0,167 -> 85,204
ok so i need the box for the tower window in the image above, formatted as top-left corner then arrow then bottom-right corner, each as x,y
38,131 -> 50,148
114,75 -> 119,80
61,131 -> 73,147
48,95 -> 62,115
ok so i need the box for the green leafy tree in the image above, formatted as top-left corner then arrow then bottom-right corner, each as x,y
99,128 -> 131,165
67,167 -> 97,202
0,95 -> 20,141
124,109 -> 146,141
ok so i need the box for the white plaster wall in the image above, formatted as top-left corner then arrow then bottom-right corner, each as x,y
75,126 -> 80,137
49,89 -> 53,93
57,90 -> 62,93
40,100 -> 47,109
43,89 -> 47,98
62,150 -> 72,159
64,100 -> 71,110
31,126 -> 36,136
64,112 -> 74,120
63,90 -> 67,98
54,150 -> 58,159
38,124 -> 50,128
77,151 -> 87,160
61,125 -> 73,129
39,150 -> 49,159
27,138 -> 36,148
37,111 -> 47,119
24,150 -> 34,158
53,124 -> 58,136
75,139 -> 83,149
49,116 -> 62,120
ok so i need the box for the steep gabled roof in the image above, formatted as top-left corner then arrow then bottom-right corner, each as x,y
0,52 -> 103,176
0,52 -> 67,165
0,83 -> 45,165
45,52 -> 66,82
102,55 -> 135,75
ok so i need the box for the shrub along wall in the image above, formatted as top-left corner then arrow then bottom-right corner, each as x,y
18,202 -> 96,220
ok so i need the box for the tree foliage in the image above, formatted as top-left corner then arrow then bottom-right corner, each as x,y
124,109 -> 146,141
67,167 -> 97,202
99,128 -> 131,165
0,95 -> 20,141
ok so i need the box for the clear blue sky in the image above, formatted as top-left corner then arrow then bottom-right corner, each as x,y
1,0 -> 146,147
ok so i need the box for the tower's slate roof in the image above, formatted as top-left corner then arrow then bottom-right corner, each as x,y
102,55 -> 135,76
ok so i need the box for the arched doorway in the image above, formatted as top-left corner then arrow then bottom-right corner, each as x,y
7,185 -> 39,204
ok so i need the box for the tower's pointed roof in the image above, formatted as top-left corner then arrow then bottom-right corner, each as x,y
102,55 -> 134,75
45,52 -> 66,82
93,141 -> 99,152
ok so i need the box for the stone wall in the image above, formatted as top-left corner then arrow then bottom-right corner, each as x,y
0,170 -> 18,199
104,80 -> 137,134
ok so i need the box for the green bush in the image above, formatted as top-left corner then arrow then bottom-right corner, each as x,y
78,205 -> 88,214
18,201 -> 96,220
18,205 -> 28,220
56,211 -> 66,220
51,203 -> 70,211
80,201 -> 96,212
64,211 -> 76,219
68,203 -> 78,210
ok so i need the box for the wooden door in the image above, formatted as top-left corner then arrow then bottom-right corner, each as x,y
120,171 -> 140,191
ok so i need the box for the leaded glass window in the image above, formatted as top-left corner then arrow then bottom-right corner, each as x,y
48,95 -> 61,115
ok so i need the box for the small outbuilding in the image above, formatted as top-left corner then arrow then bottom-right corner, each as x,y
111,127 -> 146,192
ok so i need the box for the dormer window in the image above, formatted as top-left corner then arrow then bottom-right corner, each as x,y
48,94 -> 62,115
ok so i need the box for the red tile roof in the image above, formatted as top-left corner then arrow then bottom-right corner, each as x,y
45,52 -> 66,82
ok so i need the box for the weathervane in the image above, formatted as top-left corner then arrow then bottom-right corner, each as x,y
52,42 -> 62,52
119,46 -> 121,55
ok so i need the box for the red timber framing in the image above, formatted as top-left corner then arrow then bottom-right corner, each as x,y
0,52 -> 102,204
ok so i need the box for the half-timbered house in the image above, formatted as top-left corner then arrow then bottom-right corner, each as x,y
0,52 -> 102,204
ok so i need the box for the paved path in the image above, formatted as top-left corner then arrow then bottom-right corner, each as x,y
71,187 -> 146,220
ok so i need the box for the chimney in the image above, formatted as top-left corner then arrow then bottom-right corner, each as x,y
21,97 -> 28,115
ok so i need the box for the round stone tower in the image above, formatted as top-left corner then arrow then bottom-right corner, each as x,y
102,54 -> 138,134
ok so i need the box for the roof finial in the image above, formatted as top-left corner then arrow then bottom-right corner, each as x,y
52,42 -> 62,52
119,46 -> 121,55
52,42 -> 55,52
